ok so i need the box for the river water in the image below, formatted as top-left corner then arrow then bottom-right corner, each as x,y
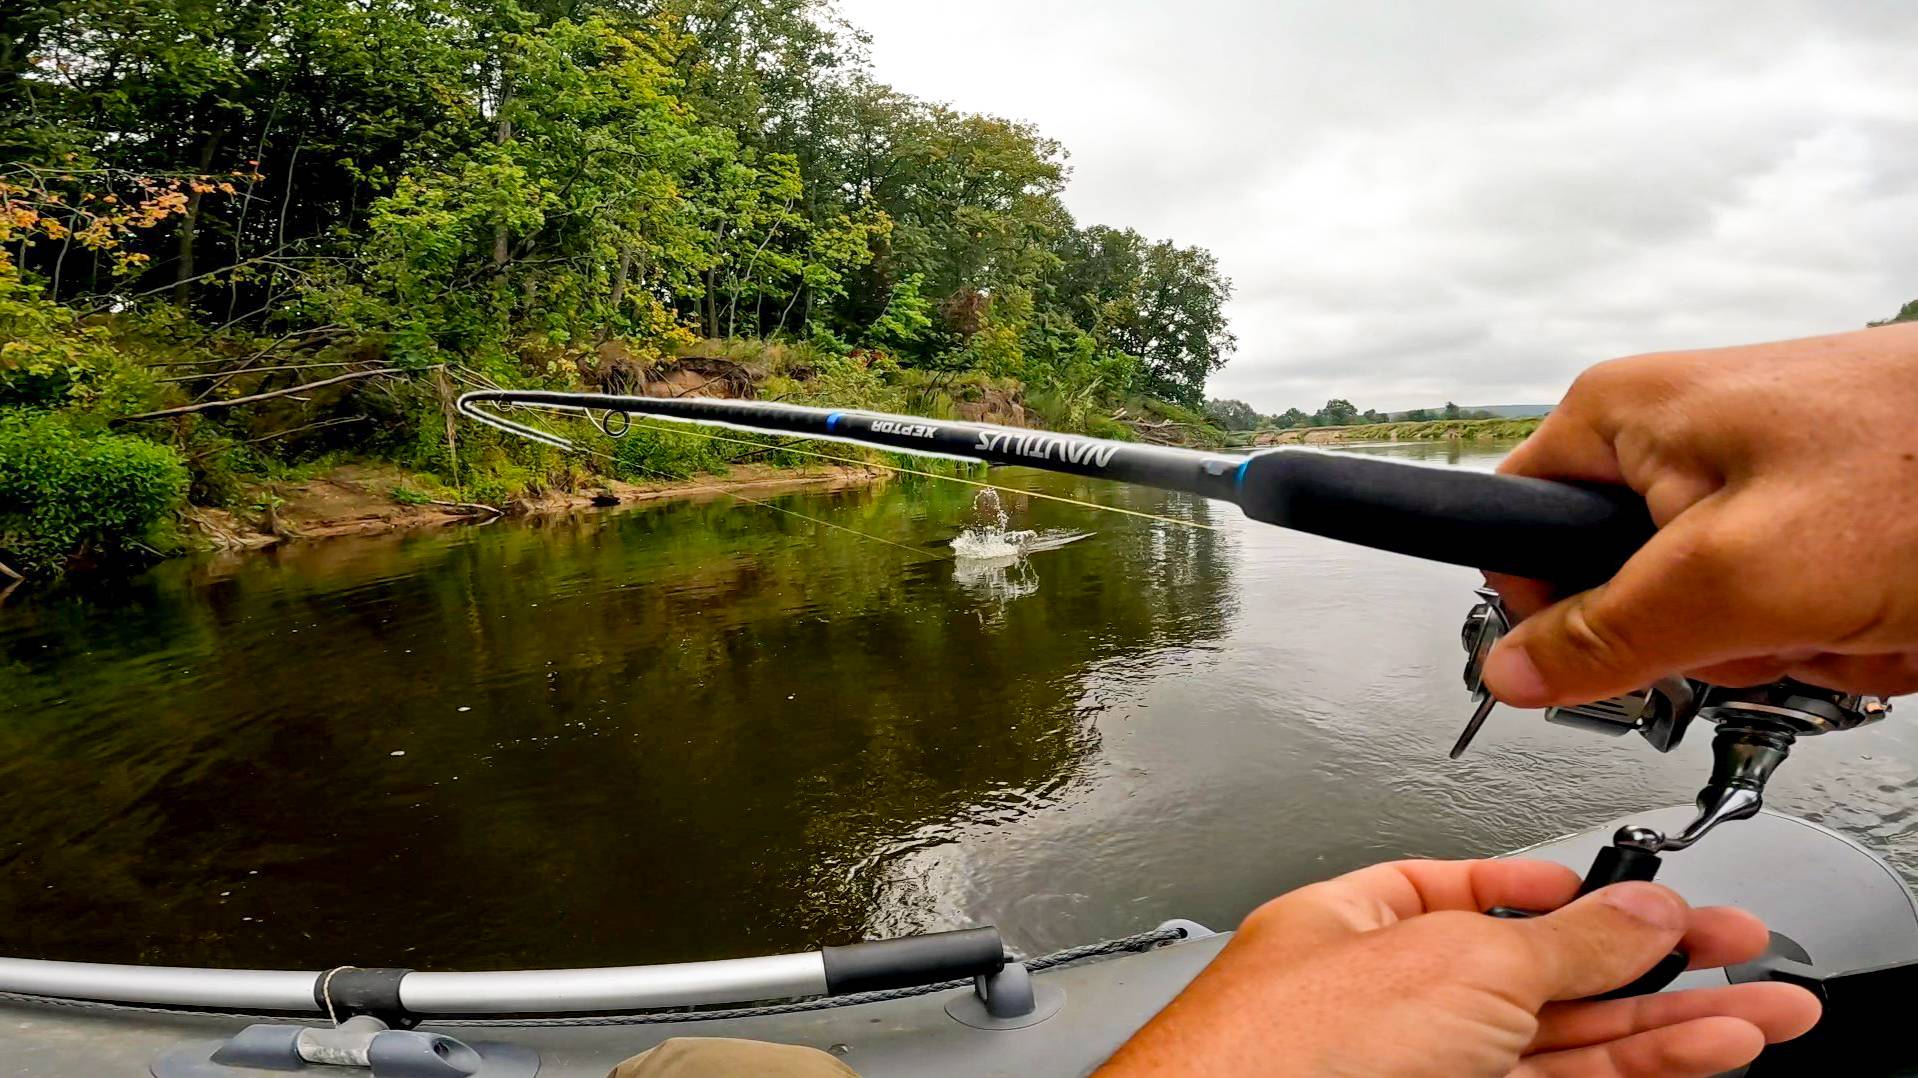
4,442 -> 1917,972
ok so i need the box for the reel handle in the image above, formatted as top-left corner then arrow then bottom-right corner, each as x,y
1488,827 -> 1688,1001
1236,451 -> 1653,587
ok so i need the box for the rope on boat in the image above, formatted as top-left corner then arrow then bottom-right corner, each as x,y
0,926 -> 1190,1027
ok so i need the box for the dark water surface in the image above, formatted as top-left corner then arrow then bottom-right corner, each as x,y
4,443 -> 1917,971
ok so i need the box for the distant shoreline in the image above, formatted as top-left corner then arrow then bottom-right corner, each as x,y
1240,416 -> 1543,446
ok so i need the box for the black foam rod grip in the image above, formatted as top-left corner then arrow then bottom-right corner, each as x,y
1235,450 -> 1655,588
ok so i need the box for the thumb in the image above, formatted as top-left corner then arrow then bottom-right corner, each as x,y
1507,882 -> 1689,1003
1482,499 -> 1765,707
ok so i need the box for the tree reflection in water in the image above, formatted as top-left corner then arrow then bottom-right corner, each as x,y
0,471 -> 1229,969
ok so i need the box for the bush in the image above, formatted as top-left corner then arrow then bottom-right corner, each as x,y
0,271 -> 159,413
0,412 -> 190,573
611,426 -> 726,481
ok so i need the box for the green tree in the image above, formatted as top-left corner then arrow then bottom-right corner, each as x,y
1319,398 -> 1359,426
1870,298 -> 1918,326
0,0 -> 1246,564
862,272 -> 934,351
1204,398 -> 1259,430
1051,225 -> 1234,407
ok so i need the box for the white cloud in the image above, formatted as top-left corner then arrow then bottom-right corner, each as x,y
834,0 -> 1918,412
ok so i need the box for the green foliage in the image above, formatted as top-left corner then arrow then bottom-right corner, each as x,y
0,0 -> 1245,568
1259,399 -> 1497,429
774,351 -> 905,411
1871,299 -> 1918,326
611,427 -> 728,481
1082,413 -> 1138,442
1318,399 -> 1359,426
862,274 -> 935,352
1380,418 -> 1541,441
1050,225 -> 1235,406
0,267 -> 157,411
1204,398 -> 1260,430
0,413 -> 189,573
6,0 -> 1234,395
1265,417 -> 1543,443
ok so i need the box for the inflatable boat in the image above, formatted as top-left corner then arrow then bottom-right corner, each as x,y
0,806 -> 1911,1075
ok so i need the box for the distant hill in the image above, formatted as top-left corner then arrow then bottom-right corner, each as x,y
1388,404 -> 1554,420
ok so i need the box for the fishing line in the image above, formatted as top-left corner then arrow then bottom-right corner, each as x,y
488,408 -> 945,563
487,399 -> 1217,533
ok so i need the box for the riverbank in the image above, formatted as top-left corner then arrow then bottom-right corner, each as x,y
183,461 -> 888,552
1249,416 -> 1543,445
177,416 -> 1535,554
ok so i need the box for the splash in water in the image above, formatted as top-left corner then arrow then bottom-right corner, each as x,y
949,488 -> 1092,561
949,488 -> 1094,611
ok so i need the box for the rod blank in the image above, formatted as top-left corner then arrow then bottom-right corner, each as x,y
458,389 -> 1656,586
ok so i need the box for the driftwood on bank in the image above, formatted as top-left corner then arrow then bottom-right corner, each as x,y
114,368 -> 402,423
425,499 -> 503,518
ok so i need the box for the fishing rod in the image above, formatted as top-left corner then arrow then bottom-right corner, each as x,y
457,390 -> 1652,586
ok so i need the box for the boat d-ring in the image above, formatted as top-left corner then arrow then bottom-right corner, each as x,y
943,960 -> 1065,1030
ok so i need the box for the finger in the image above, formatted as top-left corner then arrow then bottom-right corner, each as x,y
1513,1016 -> 1766,1078
1501,363 -> 1723,525
1506,882 -> 1689,1003
1484,570 -> 1557,621
1482,493 -> 1796,707
1670,905 -> 1769,970
1234,859 -> 1579,962
1529,981 -> 1821,1053
1497,400 -> 1627,488
1685,655 -> 1797,686
1783,651 -> 1918,698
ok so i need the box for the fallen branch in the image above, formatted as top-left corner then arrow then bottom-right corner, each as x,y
0,559 -> 21,583
426,499 -> 503,517
114,368 -> 402,423
157,361 -> 372,383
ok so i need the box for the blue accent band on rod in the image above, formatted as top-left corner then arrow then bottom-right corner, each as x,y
826,412 -> 844,431
1235,458 -> 1250,490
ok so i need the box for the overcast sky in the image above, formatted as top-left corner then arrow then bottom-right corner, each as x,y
834,0 -> 1918,413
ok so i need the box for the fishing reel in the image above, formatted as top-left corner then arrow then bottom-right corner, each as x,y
1453,587 -> 1890,854
1454,587 -> 1891,998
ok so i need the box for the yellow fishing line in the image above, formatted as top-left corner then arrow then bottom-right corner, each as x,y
613,416 -> 1220,533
